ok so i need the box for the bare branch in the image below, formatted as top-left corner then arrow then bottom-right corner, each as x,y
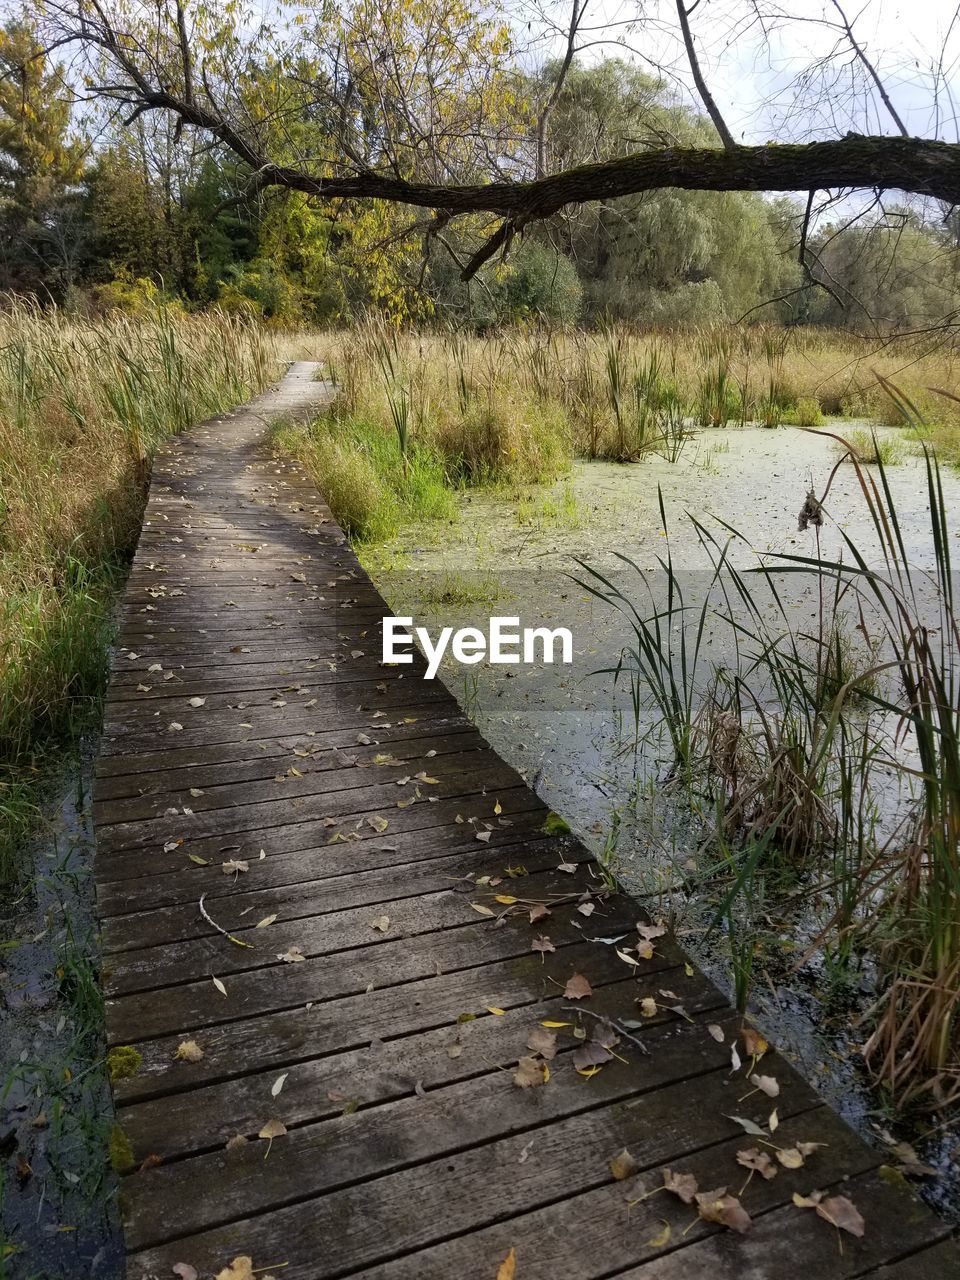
675,0 -> 736,150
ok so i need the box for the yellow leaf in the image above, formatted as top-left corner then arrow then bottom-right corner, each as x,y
644,1220 -> 672,1248
496,1247 -> 516,1280
486,1006 -> 506,1016
470,902 -> 495,916
494,895 -> 517,904
540,1020 -> 571,1028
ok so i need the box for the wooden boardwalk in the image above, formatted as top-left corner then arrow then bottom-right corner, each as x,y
93,363 -> 957,1280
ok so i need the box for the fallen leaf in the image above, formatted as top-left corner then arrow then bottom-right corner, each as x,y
513,1056 -> 548,1088
749,1073 -> 780,1098
695,1188 -> 752,1233
644,1221 -> 672,1249
496,1248 -> 516,1280
470,902 -> 495,917
736,1148 -> 778,1180
212,976 -> 227,997
172,1266 -> 199,1280
526,1026 -> 558,1059
776,1147 -> 805,1169
742,1027 -> 769,1059
564,972 -> 593,999
707,1024 -> 725,1042
174,1040 -> 204,1063
726,1115 -> 767,1138
573,1040 -> 613,1070
271,1073 -> 288,1097
815,1195 -> 865,1237
221,859 -> 249,875
556,861 -> 577,873
366,815 -> 389,833
277,946 -> 305,963
662,1168 -> 698,1203
610,1148 -> 639,1180
256,915 -> 277,929
370,916 -> 390,932
215,1257 -> 256,1280
486,1006 -> 506,1016
769,1109 -> 779,1133
475,830 -> 492,843
188,697 -> 206,708
531,936 -> 555,954
528,903 -> 551,923
730,1044 -> 742,1073
637,922 -> 667,941
639,997 -> 658,1018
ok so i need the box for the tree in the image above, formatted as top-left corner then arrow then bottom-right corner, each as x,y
0,19 -> 84,293
36,0 -> 960,296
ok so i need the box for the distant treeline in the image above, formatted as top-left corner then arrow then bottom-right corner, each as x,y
2,17 -> 958,332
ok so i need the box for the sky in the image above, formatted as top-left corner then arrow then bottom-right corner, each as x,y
533,0 -> 960,145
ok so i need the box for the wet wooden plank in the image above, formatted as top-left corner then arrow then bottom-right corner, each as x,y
93,364 -> 955,1280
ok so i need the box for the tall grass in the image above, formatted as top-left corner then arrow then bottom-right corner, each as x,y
314,321 -> 960,471
0,301 -> 276,882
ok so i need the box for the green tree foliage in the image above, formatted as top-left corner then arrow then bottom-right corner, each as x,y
2,4 -> 959,335
0,21 -> 84,293
540,61 -> 800,324
810,210 -> 960,332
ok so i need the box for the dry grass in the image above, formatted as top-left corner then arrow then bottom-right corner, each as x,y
315,321 -> 960,470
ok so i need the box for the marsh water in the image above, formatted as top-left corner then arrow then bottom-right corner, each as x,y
369,421 -> 960,1218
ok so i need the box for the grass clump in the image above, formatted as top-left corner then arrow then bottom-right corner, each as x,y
785,396 -> 825,426
275,412 -> 458,544
834,428 -> 904,465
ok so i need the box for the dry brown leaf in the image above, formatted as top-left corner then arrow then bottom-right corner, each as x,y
662,1168 -> 698,1203
736,1147 -> 778,1180
637,922 -> 667,941
174,1039 -> 204,1063
573,1041 -> 613,1070
215,1259 -> 255,1280
531,935 -> 556,954
563,972 -> 593,1000
749,1073 -> 780,1098
816,1195 -> 865,1237
370,915 -> 390,933
526,1026 -> 558,1060
221,859 -> 249,876
513,1056 -> 548,1088
528,903 -> 551,923
742,1027 -> 769,1059
695,1187 -> 752,1233
277,946 -> 305,963
610,1148 -> 639,1180
639,997 -> 658,1018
